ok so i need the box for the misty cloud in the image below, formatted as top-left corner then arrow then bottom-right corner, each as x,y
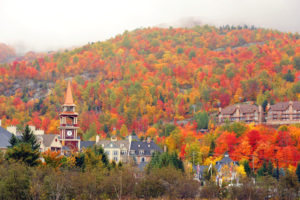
0,0 -> 299,54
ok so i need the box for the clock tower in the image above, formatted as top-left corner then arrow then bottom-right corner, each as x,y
59,81 -> 80,151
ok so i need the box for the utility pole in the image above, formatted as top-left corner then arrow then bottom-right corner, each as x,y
192,152 -> 195,166
252,154 -> 254,174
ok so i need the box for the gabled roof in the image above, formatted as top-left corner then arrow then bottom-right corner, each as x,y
130,141 -> 162,156
39,134 -> 59,147
80,141 -> 95,149
104,142 -> 119,149
0,127 -> 13,148
64,81 -> 74,105
269,101 -> 300,112
220,104 -> 258,115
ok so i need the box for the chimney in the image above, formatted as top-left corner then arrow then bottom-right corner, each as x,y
96,135 -> 100,143
128,135 -> 132,145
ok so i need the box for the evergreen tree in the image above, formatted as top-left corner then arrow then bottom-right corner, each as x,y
8,134 -> 19,148
6,125 -> 40,166
21,125 -> 40,151
147,152 -> 184,172
93,145 -> 109,167
6,143 -> 40,166
208,140 -> 215,156
267,161 -> 273,176
296,162 -> 300,182
243,161 -> 251,177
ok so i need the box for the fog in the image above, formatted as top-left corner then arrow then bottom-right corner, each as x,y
0,0 -> 299,54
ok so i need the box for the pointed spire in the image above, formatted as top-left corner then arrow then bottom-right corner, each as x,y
64,81 -> 74,105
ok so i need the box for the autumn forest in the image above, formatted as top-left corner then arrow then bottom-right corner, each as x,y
1,25 -> 300,170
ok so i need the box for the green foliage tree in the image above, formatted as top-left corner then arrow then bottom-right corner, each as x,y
194,111 -> 209,129
296,162 -> 300,182
243,160 -> 252,177
293,56 -> 300,70
188,50 -> 196,60
148,152 -> 184,172
283,70 -> 295,82
6,125 -> 40,166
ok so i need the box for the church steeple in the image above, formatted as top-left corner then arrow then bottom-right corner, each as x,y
59,80 -> 80,151
64,81 -> 74,105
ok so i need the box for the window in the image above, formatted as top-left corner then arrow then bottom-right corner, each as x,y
148,144 -> 150,148
141,157 -> 145,162
113,151 -> 118,155
121,150 -> 127,155
105,151 -> 110,155
114,157 -> 118,162
139,150 -> 144,155
138,144 -> 140,147
130,150 -> 135,155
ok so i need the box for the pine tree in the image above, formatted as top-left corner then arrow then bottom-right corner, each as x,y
267,161 -> 273,176
8,134 -> 19,148
6,125 -> 40,166
208,140 -> 215,156
243,161 -> 251,177
21,125 -> 40,151
296,163 -> 300,182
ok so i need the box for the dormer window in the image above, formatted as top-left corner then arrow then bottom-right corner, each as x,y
138,144 -> 141,147
139,150 -> 144,155
148,144 -> 150,148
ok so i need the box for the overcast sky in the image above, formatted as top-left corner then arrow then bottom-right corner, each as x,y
0,0 -> 299,53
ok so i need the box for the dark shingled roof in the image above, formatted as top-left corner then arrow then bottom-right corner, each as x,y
269,101 -> 300,112
80,141 -> 95,149
0,127 -> 12,148
221,104 -> 258,115
130,141 -> 162,156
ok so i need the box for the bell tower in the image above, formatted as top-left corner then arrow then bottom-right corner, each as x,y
59,81 -> 80,151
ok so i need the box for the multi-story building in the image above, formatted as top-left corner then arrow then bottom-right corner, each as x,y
97,136 -> 129,163
37,134 -> 62,152
129,137 -> 163,169
267,101 -> 300,125
218,104 -> 263,124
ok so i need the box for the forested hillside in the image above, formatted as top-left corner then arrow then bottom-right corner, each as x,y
0,43 -> 16,63
1,25 -> 300,167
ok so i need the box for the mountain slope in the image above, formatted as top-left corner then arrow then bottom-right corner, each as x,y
0,25 -> 299,136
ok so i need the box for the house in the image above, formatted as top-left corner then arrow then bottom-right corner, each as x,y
97,136 -> 129,163
193,165 -> 208,183
215,152 -> 239,185
37,134 -> 62,152
0,126 -> 13,150
218,104 -> 263,124
129,137 -> 163,169
267,101 -> 300,125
